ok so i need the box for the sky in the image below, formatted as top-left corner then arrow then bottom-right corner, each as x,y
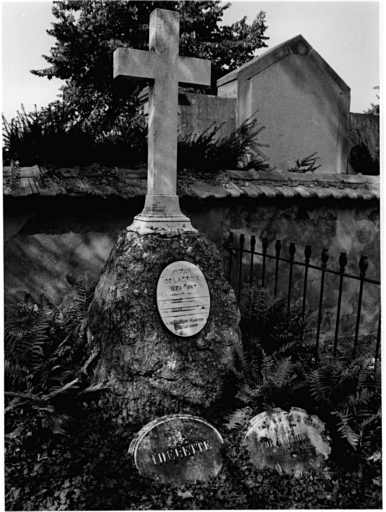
1,0 -> 381,122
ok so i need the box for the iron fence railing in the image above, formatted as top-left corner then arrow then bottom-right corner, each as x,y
224,232 -> 381,362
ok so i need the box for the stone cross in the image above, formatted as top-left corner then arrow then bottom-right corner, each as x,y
114,9 -> 211,234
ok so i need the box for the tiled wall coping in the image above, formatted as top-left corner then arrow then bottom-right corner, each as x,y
3,166 -> 380,200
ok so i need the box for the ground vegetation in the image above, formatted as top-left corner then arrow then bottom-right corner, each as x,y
5,278 -> 381,510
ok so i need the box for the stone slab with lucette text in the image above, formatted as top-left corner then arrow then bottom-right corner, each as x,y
129,414 -> 223,484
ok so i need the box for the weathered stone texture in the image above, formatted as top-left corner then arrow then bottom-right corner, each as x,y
87,231 -> 240,420
4,194 -> 380,341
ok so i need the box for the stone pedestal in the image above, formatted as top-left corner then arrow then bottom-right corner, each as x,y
128,194 -> 197,235
87,231 -> 240,421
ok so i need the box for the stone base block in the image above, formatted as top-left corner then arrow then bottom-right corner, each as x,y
87,231 -> 240,422
128,195 -> 197,234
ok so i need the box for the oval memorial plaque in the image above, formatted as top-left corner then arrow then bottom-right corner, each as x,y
156,261 -> 210,337
129,414 -> 223,484
244,407 -> 331,475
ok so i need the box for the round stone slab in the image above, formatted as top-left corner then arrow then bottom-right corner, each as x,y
129,414 -> 223,484
156,261 -> 210,337
244,407 -> 331,475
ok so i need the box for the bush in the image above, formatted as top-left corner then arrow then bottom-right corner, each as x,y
2,104 -> 147,168
3,103 -> 270,172
349,130 -> 379,175
178,117 -> 271,173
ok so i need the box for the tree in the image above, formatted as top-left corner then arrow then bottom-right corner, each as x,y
31,0 -> 269,129
364,86 -> 380,115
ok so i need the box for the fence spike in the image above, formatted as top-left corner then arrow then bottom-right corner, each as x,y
249,236 -> 256,286
224,233 -> 379,363
316,248 -> 329,360
261,237 -> 268,288
238,234 -> 245,301
274,240 -> 282,297
353,256 -> 368,357
339,252 -> 348,270
302,245 -> 312,324
359,255 -> 368,275
287,243 -> 296,315
321,248 -> 329,266
334,252 -> 347,356
374,314 -> 381,376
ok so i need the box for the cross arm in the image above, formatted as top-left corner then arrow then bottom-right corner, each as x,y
114,48 -> 159,82
178,56 -> 211,87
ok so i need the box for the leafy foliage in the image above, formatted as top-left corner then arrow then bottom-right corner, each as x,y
5,274 -> 102,438
178,117 -> 271,173
4,278 -> 382,510
364,86 -> 380,115
309,358 -> 381,452
3,1 -> 271,173
30,0 -> 268,129
349,129 -> 379,175
225,284 -> 381,467
226,289 -> 310,430
4,159 -> 21,194
5,402 -> 382,510
2,104 -> 147,168
3,105 -> 270,173
239,287 -> 310,361
288,152 -> 321,173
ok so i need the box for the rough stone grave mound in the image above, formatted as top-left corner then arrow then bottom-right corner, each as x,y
245,407 -> 331,476
129,414 -> 223,485
87,230 -> 240,420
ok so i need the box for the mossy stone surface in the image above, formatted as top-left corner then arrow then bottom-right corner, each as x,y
88,230 -> 240,421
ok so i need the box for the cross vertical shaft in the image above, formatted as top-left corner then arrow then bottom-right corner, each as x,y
148,9 -> 178,197
114,9 -> 211,235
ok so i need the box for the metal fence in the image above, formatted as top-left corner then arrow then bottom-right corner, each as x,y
224,232 -> 381,362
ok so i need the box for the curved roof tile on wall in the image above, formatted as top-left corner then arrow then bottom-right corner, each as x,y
3,166 -> 379,201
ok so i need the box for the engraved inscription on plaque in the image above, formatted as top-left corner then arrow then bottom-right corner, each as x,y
244,407 -> 331,475
156,261 -> 210,337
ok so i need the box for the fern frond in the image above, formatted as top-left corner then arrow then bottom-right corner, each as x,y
236,383 -> 263,404
334,412 -> 360,449
309,368 -> 333,405
261,353 -> 275,380
224,407 -> 253,431
270,357 -> 295,387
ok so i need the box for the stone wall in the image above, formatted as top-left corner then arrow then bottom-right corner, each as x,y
4,190 -> 380,344
139,88 -> 236,138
